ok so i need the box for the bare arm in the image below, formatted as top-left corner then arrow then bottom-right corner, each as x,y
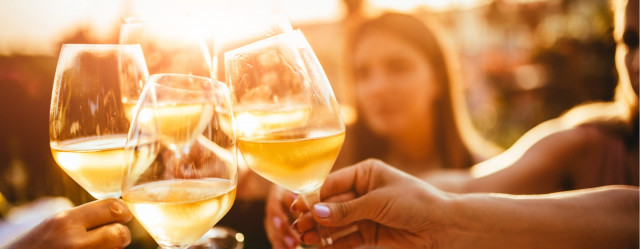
447,185 -> 639,249
427,119 -> 590,194
294,161 -> 638,249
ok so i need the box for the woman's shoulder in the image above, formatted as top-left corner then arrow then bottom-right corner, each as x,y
572,124 -> 626,148
568,123 -> 637,187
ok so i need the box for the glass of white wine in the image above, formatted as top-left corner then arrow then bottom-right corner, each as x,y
225,30 -> 345,247
49,44 -> 148,199
121,17 -> 244,249
122,73 -> 237,249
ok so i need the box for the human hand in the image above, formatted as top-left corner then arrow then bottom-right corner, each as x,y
264,184 -> 300,249
291,159 -> 453,249
4,198 -> 133,249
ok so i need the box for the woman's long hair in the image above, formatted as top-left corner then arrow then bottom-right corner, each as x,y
559,0 -> 638,144
348,12 -> 501,169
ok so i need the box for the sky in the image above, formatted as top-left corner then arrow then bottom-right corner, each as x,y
0,0 -> 485,56
0,0 -> 122,55
0,0 -> 342,56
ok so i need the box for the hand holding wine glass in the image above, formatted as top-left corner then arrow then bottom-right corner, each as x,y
225,30 -> 345,247
123,74 -> 237,249
49,44 -> 148,199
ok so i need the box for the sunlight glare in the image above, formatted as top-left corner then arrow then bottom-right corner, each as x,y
368,0 -> 488,12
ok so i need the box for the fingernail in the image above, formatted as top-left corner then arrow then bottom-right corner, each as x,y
110,200 -> 123,215
314,204 -> 330,218
298,233 -> 306,244
290,202 -> 297,213
273,216 -> 282,228
291,220 -> 299,231
284,236 -> 296,247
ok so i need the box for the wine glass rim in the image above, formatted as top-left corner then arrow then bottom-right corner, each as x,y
148,73 -> 227,93
121,15 -> 203,27
224,29 -> 305,58
122,16 -> 150,24
61,44 -> 143,51
62,43 -> 141,48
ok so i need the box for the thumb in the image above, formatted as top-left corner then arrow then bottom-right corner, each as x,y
312,195 -> 381,227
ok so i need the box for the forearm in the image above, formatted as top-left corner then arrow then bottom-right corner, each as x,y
422,169 -> 471,193
444,185 -> 639,249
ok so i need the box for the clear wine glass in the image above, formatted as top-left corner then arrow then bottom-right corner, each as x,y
122,74 -> 237,249
119,16 -> 213,78
121,18 -> 244,249
49,44 -> 148,199
225,30 -> 345,247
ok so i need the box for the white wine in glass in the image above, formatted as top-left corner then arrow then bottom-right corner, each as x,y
225,30 -> 345,247
49,44 -> 149,199
121,17 -> 244,249
123,74 -> 237,249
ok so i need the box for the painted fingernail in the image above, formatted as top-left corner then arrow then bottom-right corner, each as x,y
273,216 -> 283,228
284,236 -> 296,247
291,219 -> 299,231
314,204 -> 330,218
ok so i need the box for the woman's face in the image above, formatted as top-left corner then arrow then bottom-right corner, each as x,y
354,30 -> 440,138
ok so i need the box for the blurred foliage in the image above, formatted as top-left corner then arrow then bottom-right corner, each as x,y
457,0 -> 617,147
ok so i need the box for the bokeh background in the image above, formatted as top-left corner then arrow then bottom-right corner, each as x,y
0,0 -> 617,248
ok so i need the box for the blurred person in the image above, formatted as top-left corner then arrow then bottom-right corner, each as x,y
1,198 -> 133,249
293,0 -> 639,247
293,159 -> 638,249
265,12 -> 502,248
348,12 -> 499,176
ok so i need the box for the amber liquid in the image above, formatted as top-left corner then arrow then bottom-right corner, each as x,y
222,107 -> 311,137
51,135 -> 154,199
126,101 -> 214,151
123,179 -> 236,248
237,130 -> 345,193
123,100 -> 137,122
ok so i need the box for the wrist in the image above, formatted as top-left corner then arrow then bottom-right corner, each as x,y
440,193 -> 488,249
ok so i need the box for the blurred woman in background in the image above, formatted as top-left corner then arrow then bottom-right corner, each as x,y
292,1 -> 638,247
265,12 -> 502,248
347,13 -> 500,176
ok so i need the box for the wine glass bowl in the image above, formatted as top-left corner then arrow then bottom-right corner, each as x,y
225,30 -> 345,246
120,17 -> 213,78
123,74 -> 237,249
49,44 -> 148,199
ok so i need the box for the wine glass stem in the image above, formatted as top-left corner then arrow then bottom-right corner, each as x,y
300,190 -> 334,248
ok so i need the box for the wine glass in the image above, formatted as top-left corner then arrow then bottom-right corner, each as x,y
120,16 -> 213,78
122,74 -> 237,249
121,18 -> 244,248
225,30 -> 345,247
49,44 -> 148,199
